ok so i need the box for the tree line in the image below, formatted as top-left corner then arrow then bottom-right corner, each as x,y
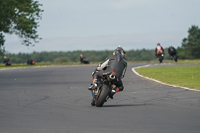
1,25 -> 200,64
0,48 -> 176,64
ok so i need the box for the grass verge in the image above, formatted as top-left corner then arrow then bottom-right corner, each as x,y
135,66 -> 200,90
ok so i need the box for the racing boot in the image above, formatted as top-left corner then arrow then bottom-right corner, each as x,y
88,83 -> 97,91
109,90 -> 116,99
88,78 -> 98,91
109,87 -> 120,99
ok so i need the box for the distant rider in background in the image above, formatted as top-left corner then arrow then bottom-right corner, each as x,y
155,43 -> 164,57
88,46 -> 127,105
3,56 -> 11,66
27,58 -> 35,65
168,46 -> 177,59
80,54 -> 89,64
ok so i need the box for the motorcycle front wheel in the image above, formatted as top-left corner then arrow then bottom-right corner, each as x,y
95,84 -> 110,107
159,56 -> 163,63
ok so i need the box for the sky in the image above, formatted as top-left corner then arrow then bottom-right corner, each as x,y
4,0 -> 200,53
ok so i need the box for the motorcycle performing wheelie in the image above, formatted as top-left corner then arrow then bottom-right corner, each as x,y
88,46 -> 127,107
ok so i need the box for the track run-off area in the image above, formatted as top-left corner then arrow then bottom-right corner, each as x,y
0,63 -> 200,133
132,63 -> 200,92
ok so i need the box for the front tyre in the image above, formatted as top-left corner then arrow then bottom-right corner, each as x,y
159,56 -> 163,63
95,84 -> 110,107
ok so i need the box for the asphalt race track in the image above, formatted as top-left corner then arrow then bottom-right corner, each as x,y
0,63 -> 200,133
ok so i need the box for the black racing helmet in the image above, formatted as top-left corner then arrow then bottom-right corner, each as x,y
113,46 -> 126,58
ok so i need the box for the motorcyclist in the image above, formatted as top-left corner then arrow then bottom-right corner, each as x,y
80,54 -> 89,64
3,56 -> 7,63
27,58 -> 35,65
168,46 -> 177,59
3,56 -> 11,66
80,54 -> 84,63
155,43 -> 164,57
88,46 -> 127,105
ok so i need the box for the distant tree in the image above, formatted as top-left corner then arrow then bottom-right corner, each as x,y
126,49 -> 155,61
178,25 -> 200,59
0,0 -> 43,55
0,33 -> 5,55
53,57 -> 69,63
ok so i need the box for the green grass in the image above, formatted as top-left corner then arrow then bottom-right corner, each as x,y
128,59 -> 200,64
177,59 -> 200,64
135,66 -> 200,90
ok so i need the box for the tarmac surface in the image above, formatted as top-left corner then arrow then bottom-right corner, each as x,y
0,63 -> 200,133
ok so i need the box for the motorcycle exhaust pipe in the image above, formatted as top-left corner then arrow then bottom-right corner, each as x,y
109,74 -> 115,80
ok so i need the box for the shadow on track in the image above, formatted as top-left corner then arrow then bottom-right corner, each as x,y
103,103 -> 151,108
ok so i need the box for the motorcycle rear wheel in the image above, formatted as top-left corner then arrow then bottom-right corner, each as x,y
95,84 -> 110,107
159,56 -> 163,63
174,55 -> 178,62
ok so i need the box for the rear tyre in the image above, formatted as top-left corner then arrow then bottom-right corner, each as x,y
95,85 -> 110,107
159,56 -> 163,63
174,55 -> 178,62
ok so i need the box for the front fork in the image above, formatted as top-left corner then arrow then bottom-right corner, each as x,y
91,91 -> 96,101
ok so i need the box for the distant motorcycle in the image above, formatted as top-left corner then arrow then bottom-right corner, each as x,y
91,72 -> 118,107
27,59 -> 35,65
82,59 -> 89,64
157,52 -> 164,63
3,59 -> 11,66
80,54 -> 90,64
